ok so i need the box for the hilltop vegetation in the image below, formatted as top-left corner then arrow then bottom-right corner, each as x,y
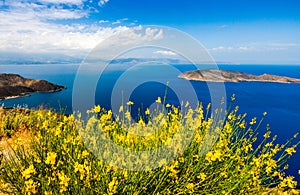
0,98 -> 299,194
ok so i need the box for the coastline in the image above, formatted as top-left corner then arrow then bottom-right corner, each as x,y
0,87 -> 65,100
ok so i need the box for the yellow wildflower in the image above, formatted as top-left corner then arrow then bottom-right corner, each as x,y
145,108 -> 150,115
263,112 -> 267,116
231,94 -> 236,101
119,105 -> 123,113
186,183 -> 195,193
74,162 -> 85,180
126,101 -> 134,106
279,176 -> 297,188
264,131 -> 271,139
58,171 -> 70,193
108,177 -> 118,194
205,150 -> 222,162
24,179 -> 37,194
185,102 -> 189,107
197,172 -> 206,181
22,165 -> 36,179
166,103 -> 171,108
155,97 -> 162,103
286,147 -> 296,155
239,121 -> 245,129
94,105 -> 101,113
81,150 -> 89,158
45,152 -> 57,166
178,157 -> 185,163
44,191 -> 53,195
138,118 -> 145,126
249,117 -> 256,125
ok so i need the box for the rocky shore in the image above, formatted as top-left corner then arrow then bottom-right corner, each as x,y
0,73 -> 66,99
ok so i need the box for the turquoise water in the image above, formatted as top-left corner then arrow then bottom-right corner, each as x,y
1,64 -> 300,182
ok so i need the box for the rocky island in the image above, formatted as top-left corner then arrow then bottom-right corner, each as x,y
0,73 -> 66,99
178,69 -> 300,83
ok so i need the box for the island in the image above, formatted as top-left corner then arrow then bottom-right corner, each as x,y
0,73 -> 66,99
178,69 -> 300,83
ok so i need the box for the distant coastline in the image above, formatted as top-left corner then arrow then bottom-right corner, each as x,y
0,73 -> 66,100
178,69 -> 300,83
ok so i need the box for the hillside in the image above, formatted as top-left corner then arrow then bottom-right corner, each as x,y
0,73 -> 65,99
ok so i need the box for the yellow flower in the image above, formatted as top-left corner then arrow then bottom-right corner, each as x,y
264,131 -> 271,139
24,179 -> 37,194
178,157 -> 185,163
22,165 -> 36,179
155,97 -> 162,104
74,162 -> 85,180
285,147 -> 296,155
58,171 -> 70,193
197,172 -> 206,181
239,121 -> 245,129
138,118 -> 145,126
45,152 -> 57,166
185,102 -> 189,107
81,150 -> 89,158
44,191 -> 53,195
94,105 -> 101,113
166,104 -> 171,108
263,112 -> 267,116
249,117 -> 256,125
145,108 -> 150,115
108,177 -> 118,194
279,176 -> 297,189
231,94 -> 235,101
119,105 -> 123,113
186,183 -> 195,193
126,101 -> 134,106
205,150 -> 222,162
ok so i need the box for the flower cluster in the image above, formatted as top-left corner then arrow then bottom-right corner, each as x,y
0,98 -> 299,194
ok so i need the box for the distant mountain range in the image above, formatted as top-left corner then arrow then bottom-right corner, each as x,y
0,53 -> 231,65
0,52 -> 82,65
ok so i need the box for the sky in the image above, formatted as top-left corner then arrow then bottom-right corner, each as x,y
0,0 -> 300,64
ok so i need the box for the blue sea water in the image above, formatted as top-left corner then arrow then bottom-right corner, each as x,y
0,64 -> 300,183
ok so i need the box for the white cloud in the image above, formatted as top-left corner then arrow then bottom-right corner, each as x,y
238,46 -> 252,51
154,50 -> 177,56
38,0 -> 84,6
112,20 -> 121,25
98,0 -> 109,6
209,45 -> 256,52
209,46 -> 233,52
0,0 -> 128,56
219,25 -> 229,29
99,20 -> 109,23
112,18 -> 129,25
269,43 -> 300,47
2,0 -> 88,20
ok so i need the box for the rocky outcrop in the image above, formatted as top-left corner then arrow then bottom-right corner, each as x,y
0,73 -> 65,99
178,69 -> 300,83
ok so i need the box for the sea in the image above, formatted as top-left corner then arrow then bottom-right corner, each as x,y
0,63 -> 300,183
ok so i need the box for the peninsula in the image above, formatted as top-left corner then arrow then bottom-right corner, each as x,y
178,69 -> 300,83
0,73 -> 65,99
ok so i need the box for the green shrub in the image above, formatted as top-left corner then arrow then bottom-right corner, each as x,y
0,98 -> 299,194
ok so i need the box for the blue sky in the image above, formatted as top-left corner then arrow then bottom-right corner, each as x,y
0,0 -> 300,64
